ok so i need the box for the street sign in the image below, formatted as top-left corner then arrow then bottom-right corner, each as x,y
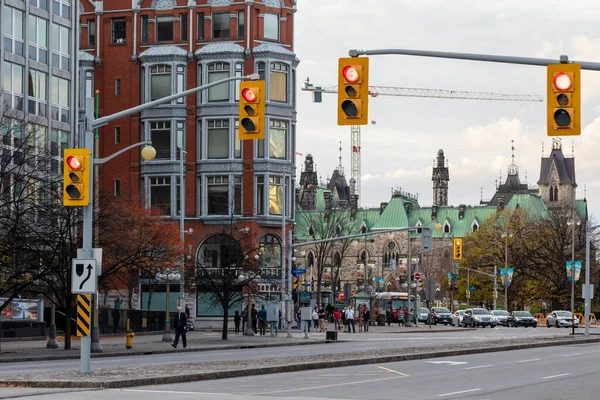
292,269 -> 306,275
583,284 -> 595,299
414,272 -> 421,281
71,259 -> 97,294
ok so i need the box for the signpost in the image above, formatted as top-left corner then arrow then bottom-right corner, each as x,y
71,259 -> 97,294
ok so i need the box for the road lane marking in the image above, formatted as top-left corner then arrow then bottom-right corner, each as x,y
542,373 -> 571,379
562,353 -> 582,357
427,360 -> 468,365
376,366 -> 409,376
112,389 -> 231,396
464,364 -> 494,370
437,388 -> 481,397
253,376 -> 401,395
517,358 -> 541,363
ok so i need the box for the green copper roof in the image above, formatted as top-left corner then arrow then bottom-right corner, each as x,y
504,194 -> 547,218
371,197 -> 410,229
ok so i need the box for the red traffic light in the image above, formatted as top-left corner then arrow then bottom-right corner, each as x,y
66,155 -> 82,170
241,88 -> 257,102
554,72 -> 572,91
342,65 -> 359,83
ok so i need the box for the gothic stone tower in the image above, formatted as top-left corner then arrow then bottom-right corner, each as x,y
432,149 -> 449,206
537,139 -> 577,209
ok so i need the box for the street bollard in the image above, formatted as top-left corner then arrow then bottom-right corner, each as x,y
125,318 -> 135,349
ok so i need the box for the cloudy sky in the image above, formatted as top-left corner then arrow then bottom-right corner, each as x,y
294,0 -> 600,219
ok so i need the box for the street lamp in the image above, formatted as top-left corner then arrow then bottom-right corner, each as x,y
567,217 -> 581,335
156,269 -> 181,342
501,230 -> 512,310
242,254 -> 260,336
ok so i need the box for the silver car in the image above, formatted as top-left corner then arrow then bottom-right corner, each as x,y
451,310 -> 465,326
490,310 -> 510,326
546,310 -> 579,328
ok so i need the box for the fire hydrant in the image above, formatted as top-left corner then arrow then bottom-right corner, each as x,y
125,318 -> 135,349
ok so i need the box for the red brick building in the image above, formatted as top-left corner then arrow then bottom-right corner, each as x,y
79,0 -> 298,326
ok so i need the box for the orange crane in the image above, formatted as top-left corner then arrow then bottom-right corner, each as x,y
301,78 -> 543,204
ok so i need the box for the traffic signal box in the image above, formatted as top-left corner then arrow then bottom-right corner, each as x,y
63,149 -> 90,206
293,277 -> 299,291
453,238 -> 463,260
239,80 -> 265,140
547,63 -> 581,136
337,57 -> 369,125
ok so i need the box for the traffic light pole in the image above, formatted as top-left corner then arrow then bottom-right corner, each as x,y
348,49 -> 600,71
77,74 -> 259,375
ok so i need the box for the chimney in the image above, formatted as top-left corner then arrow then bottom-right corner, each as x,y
323,191 -> 332,211
380,202 -> 388,214
349,195 -> 359,220
431,205 -> 438,220
458,205 -> 465,220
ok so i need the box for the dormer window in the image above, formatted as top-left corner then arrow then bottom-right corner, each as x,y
472,220 -> 479,232
443,222 -> 451,233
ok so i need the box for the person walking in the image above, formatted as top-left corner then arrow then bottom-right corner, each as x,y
241,308 -> 248,333
358,305 -> 364,333
296,307 -> 302,330
318,305 -> 326,332
251,304 -> 258,334
342,306 -> 348,332
363,306 -> 370,332
333,308 -> 342,331
234,310 -> 241,334
258,305 -> 267,335
346,306 -> 356,333
171,306 -> 188,349
312,307 -> 319,332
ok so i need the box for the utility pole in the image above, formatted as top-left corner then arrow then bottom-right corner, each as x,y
406,232 -> 412,327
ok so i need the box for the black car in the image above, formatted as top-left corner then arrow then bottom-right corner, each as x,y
428,307 -> 452,325
507,311 -> 538,327
463,308 -> 496,328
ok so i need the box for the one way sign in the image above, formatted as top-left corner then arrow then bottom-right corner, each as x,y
71,259 -> 97,294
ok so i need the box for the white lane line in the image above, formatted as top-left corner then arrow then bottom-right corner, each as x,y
542,373 -> 571,380
517,358 -> 541,363
111,389 -> 231,396
562,353 -> 582,357
437,388 -> 481,397
464,364 -> 494,370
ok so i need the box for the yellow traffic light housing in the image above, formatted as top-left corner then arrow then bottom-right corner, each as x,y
337,57 -> 369,126
239,80 -> 265,140
63,149 -> 90,206
547,63 -> 581,136
453,238 -> 463,260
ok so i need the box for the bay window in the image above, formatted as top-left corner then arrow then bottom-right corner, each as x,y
269,120 -> 287,159
207,175 -> 228,215
150,121 -> 171,160
269,176 -> 283,215
207,119 -> 229,159
207,62 -> 229,102
150,65 -> 171,101
150,177 -> 171,215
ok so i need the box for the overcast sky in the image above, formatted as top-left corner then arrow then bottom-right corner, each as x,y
294,0 -> 600,220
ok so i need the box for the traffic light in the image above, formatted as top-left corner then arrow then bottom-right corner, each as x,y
547,63 -> 581,136
239,80 -> 265,140
293,277 -> 299,291
421,227 -> 432,251
453,238 -> 462,260
63,149 -> 90,206
337,57 -> 369,125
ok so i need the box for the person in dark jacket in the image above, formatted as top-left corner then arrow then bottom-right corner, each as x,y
363,307 -> 370,332
171,306 -> 188,349
234,310 -> 241,334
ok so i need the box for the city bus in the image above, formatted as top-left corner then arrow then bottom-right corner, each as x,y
373,292 -> 416,323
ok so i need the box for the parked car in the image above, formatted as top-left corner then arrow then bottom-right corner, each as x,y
507,311 -> 537,327
428,307 -> 452,325
463,308 -> 496,328
490,310 -> 510,326
418,307 -> 429,323
451,310 -> 465,326
546,310 -> 579,328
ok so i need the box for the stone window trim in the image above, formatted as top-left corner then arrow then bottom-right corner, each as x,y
141,62 -> 186,104
196,60 -> 244,105
201,173 -> 242,217
143,119 -> 186,161
255,59 -> 292,105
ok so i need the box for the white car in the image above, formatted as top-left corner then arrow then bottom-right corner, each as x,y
546,310 -> 579,328
451,310 -> 465,326
490,310 -> 510,326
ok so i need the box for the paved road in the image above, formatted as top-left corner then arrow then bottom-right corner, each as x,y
4,341 -> 600,399
0,326 -> 583,377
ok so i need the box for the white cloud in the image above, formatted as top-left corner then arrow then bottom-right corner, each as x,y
296,0 -> 600,217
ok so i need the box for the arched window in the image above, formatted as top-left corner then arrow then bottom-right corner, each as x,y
550,180 -> 558,202
444,222 -> 450,233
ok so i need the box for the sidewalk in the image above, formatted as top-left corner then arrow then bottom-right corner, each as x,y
0,323 -> 464,363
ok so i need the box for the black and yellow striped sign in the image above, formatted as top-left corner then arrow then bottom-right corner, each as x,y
76,294 -> 91,337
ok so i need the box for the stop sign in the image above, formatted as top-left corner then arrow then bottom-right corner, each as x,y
414,273 -> 421,281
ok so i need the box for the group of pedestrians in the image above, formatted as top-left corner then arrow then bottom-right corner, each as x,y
294,304 -> 372,334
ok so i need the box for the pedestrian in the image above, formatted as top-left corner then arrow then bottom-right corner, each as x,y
171,306 -> 188,349
363,306 -> 370,332
242,308 -> 248,333
386,307 -> 393,327
312,307 -> 319,331
333,308 -> 342,331
342,306 -> 348,332
346,306 -> 356,333
185,305 -> 190,319
251,304 -> 258,334
234,310 -> 241,334
358,305 -> 364,332
318,305 -> 326,332
296,307 -> 302,330
258,304 -> 267,335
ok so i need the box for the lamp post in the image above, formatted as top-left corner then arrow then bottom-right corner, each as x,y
584,223 -> 598,336
178,146 -> 187,310
156,269 -> 181,342
243,254 -> 260,336
567,217 -> 581,335
501,229 -> 512,310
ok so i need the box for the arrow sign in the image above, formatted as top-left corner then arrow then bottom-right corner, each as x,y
72,259 -> 97,294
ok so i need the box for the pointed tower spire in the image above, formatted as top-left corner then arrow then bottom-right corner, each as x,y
508,140 -> 519,176
337,141 -> 344,176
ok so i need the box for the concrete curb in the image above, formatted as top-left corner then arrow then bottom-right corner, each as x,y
0,339 -> 332,364
3,336 -> 600,389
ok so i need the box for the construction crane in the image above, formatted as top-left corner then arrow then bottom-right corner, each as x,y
302,78 -> 544,204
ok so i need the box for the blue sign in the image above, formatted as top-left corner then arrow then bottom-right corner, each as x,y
292,269 -> 306,276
